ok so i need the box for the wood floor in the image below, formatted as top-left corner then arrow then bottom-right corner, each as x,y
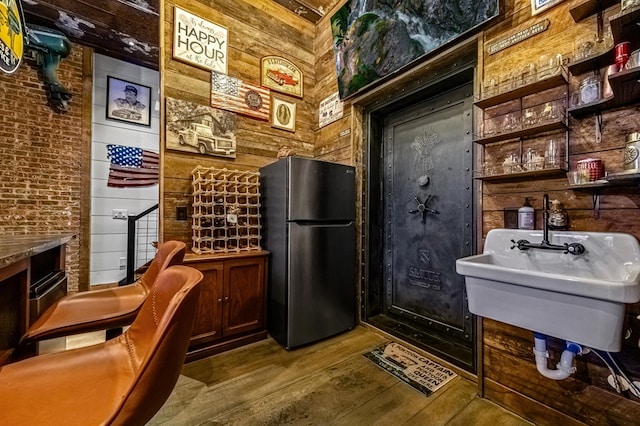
149,326 -> 532,425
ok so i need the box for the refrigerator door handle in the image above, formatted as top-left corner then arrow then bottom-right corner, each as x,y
287,220 -> 354,226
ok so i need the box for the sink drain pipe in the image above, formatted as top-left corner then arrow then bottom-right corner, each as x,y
533,332 -> 583,380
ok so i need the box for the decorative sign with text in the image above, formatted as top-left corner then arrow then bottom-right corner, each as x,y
319,92 -> 344,128
487,19 -> 549,55
261,56 -> 303,98
173,7 -> 228,74
0,0 -> 25,74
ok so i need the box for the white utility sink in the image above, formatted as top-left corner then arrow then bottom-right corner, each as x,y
456,229 -> 640,351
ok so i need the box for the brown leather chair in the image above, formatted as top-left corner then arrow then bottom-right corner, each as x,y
20,240 -> 187,345
0,265 -> 203,426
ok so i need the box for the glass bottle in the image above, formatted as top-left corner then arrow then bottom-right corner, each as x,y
548,199 -> 568,230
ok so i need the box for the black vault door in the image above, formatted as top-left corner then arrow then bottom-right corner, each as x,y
382,83 -> 474,361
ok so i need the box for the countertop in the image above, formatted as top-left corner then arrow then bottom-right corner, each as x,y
0,234 -> 75,268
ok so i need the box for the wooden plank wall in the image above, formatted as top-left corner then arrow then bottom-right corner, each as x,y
160,0 -> 640,423
479,1 -> 640,424
314,4 -> 353,165
312,0 -> 640,424
161,0 -> 317,244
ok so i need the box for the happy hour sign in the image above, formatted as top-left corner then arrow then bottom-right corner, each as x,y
173,7 -> 228,74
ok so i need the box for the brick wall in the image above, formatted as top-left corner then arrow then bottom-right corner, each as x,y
0,46 -> 85,292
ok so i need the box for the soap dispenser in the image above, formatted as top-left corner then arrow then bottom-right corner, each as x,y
518,198 -> 535,230
548,199 -> 568,230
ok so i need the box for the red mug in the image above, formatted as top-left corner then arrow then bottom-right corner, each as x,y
615,41 -> 631,70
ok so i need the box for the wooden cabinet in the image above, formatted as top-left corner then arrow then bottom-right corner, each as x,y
183,250 -> 268,362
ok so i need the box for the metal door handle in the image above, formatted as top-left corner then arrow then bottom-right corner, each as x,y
409,195 -> 439,223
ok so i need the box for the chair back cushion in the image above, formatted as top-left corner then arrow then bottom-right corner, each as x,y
138,240 -> 187,293
106,265 -> 202,425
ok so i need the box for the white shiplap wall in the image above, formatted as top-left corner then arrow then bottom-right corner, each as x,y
91,53 -> 160,285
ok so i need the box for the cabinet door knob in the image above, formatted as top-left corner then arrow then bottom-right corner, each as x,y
224,296 -> 229,302
217,298 -> 223,303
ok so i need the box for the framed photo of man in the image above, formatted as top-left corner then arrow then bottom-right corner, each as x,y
106,76 -> 152,127
270,95 -> 296,132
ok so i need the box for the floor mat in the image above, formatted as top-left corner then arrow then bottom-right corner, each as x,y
364,341 -> 457,396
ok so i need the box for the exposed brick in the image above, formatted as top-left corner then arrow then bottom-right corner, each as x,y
0,46 -> 84,293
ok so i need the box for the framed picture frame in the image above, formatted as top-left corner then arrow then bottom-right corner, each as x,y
531,0 -> 564,15
261,56 -> 303,98
106,76 -> 152,127
270,95 -> 296,132
173,7 -> 228,74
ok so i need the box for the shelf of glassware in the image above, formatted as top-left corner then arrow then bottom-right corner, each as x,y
476,166 -> 568,182
475,68 -> 568,109
473,116 -> 568,145
568,47 -> 615,76
568,66 -> 640,117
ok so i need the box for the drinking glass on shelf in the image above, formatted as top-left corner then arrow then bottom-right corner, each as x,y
483,118 -> 496,137
538,53 -> 563,79
522,107 -> 538,127
574,34 -> 596,61
540,101 -> 559,122
483,78 -> 497,98
502,113 -> 519,131
545,139 -> 558,168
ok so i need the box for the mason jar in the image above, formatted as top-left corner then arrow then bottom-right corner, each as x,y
579,75 -> 600,105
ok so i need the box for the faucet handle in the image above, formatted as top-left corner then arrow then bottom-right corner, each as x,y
565,243 -> 586,255
511,239 -> 531,250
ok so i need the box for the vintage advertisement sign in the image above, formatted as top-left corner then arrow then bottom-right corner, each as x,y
318,92 -> 343,128
211,72 -> 270,121
487,19 -> 549,55
173,6 -> 228,74
0,0 -> 25,74
261,56 -> 303,98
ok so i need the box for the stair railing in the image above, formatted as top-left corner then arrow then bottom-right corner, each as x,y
123,204 -> 159,285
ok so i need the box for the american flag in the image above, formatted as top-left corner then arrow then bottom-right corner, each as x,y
106,144 -> 159,188
211,72 -> 270,120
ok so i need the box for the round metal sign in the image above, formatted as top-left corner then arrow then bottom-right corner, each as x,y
0,0 -> 25,74
0,0 -> 26,74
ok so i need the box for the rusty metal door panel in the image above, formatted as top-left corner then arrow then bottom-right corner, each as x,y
382,83 -> 474,342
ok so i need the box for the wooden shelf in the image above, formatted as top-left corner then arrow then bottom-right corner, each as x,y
610,6 -> 640,47
608,65 -> 640,104
475,70 -> 568,109
568,66 -> 640,117
570,0 -> 618,22
568,181 -> 610,189
476,167 -> 567,182
568,47 -> 614,76
568,96 -> 615,117
474,118 -> 568,145
604,170 -> 640,182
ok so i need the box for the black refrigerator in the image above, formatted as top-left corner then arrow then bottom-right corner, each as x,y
260,157 -> 356,349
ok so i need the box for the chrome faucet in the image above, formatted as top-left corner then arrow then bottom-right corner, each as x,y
511,194 -> 586,255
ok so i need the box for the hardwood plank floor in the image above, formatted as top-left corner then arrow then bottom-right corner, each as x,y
149,326 -> 532,425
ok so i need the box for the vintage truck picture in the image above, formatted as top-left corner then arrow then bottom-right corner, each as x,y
178,123 -> 235,155
165,97 -> 237,158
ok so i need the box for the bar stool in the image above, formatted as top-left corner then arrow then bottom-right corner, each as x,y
0,265 -> 203,426
20,240 -> 187,346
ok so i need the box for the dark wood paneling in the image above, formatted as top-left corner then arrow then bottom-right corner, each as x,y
23,0 -> 160,69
